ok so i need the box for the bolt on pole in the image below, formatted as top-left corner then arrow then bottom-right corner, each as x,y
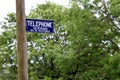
16,0 -> 28,80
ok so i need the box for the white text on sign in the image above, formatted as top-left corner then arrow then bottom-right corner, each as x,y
27,20 -> 53,28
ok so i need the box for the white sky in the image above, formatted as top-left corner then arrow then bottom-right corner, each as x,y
0,0 -> 69,22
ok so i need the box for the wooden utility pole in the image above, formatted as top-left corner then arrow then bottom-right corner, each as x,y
16,0 -> 28,80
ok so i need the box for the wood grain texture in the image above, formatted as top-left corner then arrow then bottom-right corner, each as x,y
16,0 -> 28,80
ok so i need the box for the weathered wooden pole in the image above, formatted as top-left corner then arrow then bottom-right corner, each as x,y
16,0 -> 28,80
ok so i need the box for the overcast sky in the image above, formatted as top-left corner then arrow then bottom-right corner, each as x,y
0,0 -> 69,21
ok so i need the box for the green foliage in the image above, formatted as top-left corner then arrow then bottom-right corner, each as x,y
110,0 -> 120,17
103,53 -> 120,79
0,1 -> 120,80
